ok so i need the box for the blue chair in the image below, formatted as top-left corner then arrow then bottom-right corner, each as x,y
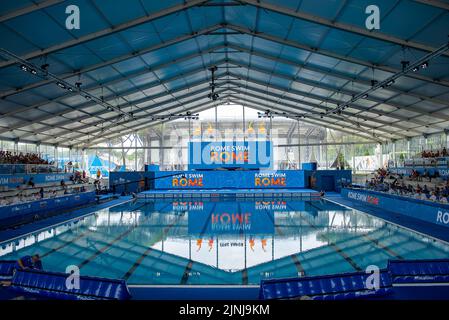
0,260 -> 16,280
259,270 -> 393,300
10,269 -> 131,300
388,259 -> 449,283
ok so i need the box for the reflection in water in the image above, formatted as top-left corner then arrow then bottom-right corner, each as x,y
1,199 -> 448,285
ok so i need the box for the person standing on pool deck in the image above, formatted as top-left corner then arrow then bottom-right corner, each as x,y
15,254 -> 43,271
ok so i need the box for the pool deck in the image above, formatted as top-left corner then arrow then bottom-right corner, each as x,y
326,192 -> 449,243
138,188 -> 320,199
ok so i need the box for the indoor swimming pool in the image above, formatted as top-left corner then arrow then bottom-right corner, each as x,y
1,199 -> 449,286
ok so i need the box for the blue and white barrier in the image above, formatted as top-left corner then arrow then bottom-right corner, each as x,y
153,170 -> 306,190
0,173 -> 73,189
0,191 -> 96,228
341,188 -> 449,228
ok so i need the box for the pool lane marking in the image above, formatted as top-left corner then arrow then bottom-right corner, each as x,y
77,202 -> 149,269
242,269 -> 249,285
324,197 -> 436,259
264,205 -> 306,277
122,204 -> 184,281
178,202 -> 218,285
41,228 -> 94,258
236,202 -> 250,285
180,261 -> 194,285
288,202 -> 363,272
122,247 -> 154,280
39,201 -> 141,260
361,234 -> 404,260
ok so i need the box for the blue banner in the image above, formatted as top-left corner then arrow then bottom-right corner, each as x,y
153,170 -> 305,189
341,188 -> 449,228
188,201 -> 275,235
188,141 -> 272,170
0,173 -> 73,188
0,192 -> 96,224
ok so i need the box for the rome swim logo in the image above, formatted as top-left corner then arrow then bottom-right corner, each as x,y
172,201 -> 203,211
189,141 -> 272,168
436,210 -> 449,225
172,173 -> 203,187
211,212 -> 251,231
347,191 -> 379,205
209,145 -> 249,163
255,172 -> 286,187
255,200 -> 287,210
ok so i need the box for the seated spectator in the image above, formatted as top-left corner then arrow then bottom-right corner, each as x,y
429,192 -> 438,201
423,169 -> 431,182
420,192 -> 428,201
440,196 -> 448,204
15,254 -> 43,271
27,177 -> 35,188
0,151 -> 49,165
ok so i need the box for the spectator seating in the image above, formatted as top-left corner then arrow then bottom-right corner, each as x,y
10,268 -> 131,300
388,259 -> 449,284
259,270 -> 393,300
360,167 -> 449,204
259,259 -> 449,300
0,182 -> 94,206
0,151 -> 51,165
0,260 -> 16,281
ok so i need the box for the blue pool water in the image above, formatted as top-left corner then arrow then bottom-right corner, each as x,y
1,198 -> 449,285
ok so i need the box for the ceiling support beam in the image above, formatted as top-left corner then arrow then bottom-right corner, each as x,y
225,92 -> 397,140
0,0 -> 64,23
0,0 -> 211,69
17,80 -> 214,141
412,0 -> 449,10
224,77 -> 427,130
226,43 -> 449,107
77,101 -> 219,148
226,85 -> 419,138
0,43 -> 226,119
226,59 -> 449,123
226,24 -> 449,89
224,73 -> 431,134
51,87 -> 227,146
0,24 -> 224,98
239,0 -> 449,57
0,60 -> 228,135
226,96 -> 381,142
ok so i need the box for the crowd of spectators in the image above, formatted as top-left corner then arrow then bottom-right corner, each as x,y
363,168 -> 449,204
0,151 -> 53,165
0,171 -> 92,206
420,147 -> 448,158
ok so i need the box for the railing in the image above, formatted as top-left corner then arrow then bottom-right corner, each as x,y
0,164 -> 76,175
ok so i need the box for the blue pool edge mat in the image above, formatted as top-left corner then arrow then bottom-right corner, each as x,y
388,259 -> 449,283
9,269 -> 132,300
259,269 -> 393,300
0,260 -> 16,280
